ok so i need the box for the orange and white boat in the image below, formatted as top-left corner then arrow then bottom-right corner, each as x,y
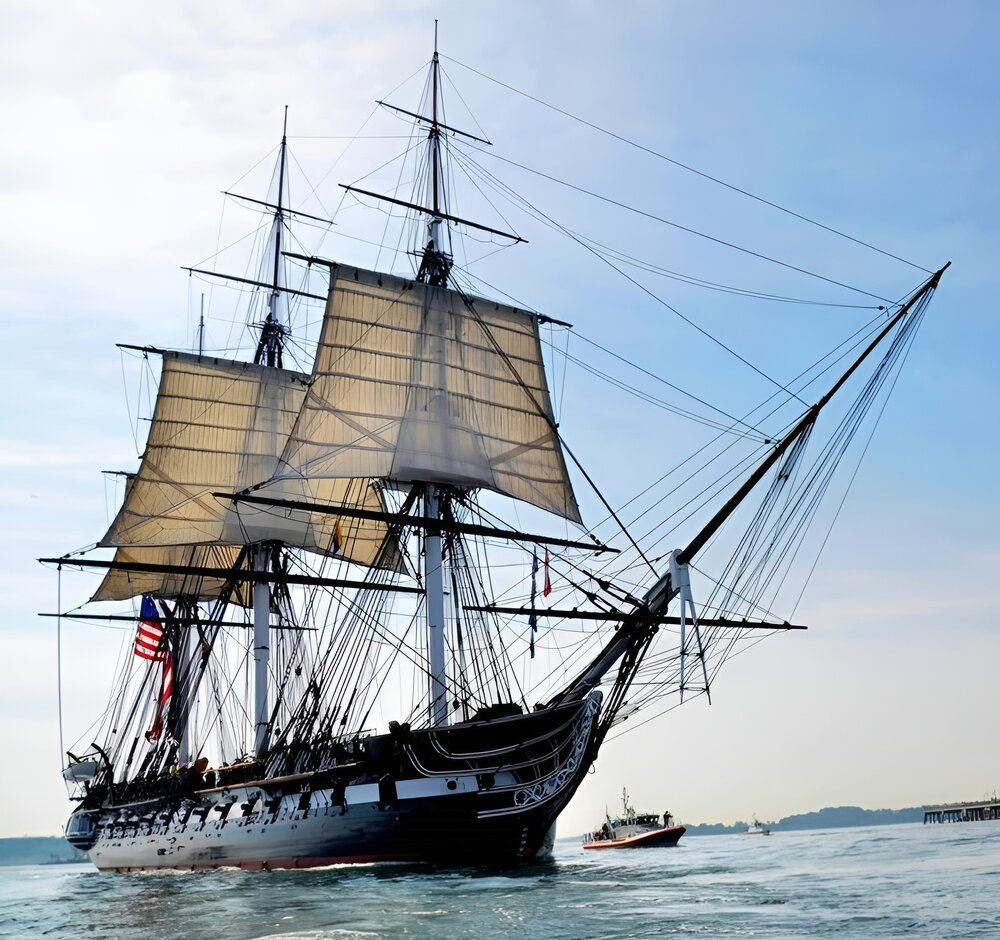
583,789 -> 685,850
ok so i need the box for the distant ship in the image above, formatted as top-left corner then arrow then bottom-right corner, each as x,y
46,33 -> 947,872
583,789 -> 685,849
744,817 -> 772,836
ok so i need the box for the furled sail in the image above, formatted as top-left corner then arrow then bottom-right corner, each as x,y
269,265 -> 583,523
100,351 -> 392,567
90,544 -> 252,605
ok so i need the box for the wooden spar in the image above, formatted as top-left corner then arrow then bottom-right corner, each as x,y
181,268 -> 326,302
676,263 -> 950,567
215,491 -> 616,554
37,557 -> 423,594
115,342 -> 316,364
222,191 -> 335,226
463,605 -> 807,629
37,612 -> 317,630
339,185 -> 525,242
282,250 -> 572,327
376,100 -> 491,145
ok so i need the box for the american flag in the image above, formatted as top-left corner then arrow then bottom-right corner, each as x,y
134,595 -> 167,660
135,596 -> 173,742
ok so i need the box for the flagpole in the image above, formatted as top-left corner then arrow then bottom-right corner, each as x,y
135,597 -> 174,746
529,552 -> 538,658
56,565 -> 65,768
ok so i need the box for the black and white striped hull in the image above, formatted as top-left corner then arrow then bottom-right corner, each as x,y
68,694 -> 599,871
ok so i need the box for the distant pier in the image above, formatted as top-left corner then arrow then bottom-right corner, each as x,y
923,799 -> 1000,824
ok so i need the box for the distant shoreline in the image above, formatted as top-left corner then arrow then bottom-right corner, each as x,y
0,837 -> 88,868
682,805 -> 922,836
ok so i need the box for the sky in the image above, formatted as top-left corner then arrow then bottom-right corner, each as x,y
1,1 -> 998,839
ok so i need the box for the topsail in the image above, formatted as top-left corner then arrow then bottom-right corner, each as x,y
101,350 -> 394,567
268,265 -> 582,524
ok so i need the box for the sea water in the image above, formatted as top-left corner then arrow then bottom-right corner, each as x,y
1,822 -> 997,939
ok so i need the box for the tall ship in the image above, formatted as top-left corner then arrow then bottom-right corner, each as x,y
45,40 -> 947,871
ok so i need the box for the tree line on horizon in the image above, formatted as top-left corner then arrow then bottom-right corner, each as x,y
683,805 -> 922,835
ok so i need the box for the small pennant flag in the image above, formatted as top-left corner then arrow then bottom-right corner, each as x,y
333,518 -> 344,555
543,549 -> 552,598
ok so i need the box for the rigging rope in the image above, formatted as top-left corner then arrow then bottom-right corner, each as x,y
470,148 -> 896,304
449,147 -> 811,407
441,54 -> 932,275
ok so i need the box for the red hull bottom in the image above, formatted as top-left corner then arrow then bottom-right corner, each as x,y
582,825 -> 686,849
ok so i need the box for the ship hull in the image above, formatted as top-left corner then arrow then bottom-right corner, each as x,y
85,787 -> 559,871
68,694 -> 599,871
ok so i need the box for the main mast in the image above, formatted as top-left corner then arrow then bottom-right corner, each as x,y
415,30 -> 452,288
417,27 -> 452,727
252,109 -> 291,755
254,106 -> 289,369
311,28 -> 537,728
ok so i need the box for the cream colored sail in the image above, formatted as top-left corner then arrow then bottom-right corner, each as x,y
91,544 -> 253,605
101,351 -> 392,567
270,265 -> 582,524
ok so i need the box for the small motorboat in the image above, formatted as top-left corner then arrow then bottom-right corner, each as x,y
582,788 -> 685,849
744,817 -> 772,835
